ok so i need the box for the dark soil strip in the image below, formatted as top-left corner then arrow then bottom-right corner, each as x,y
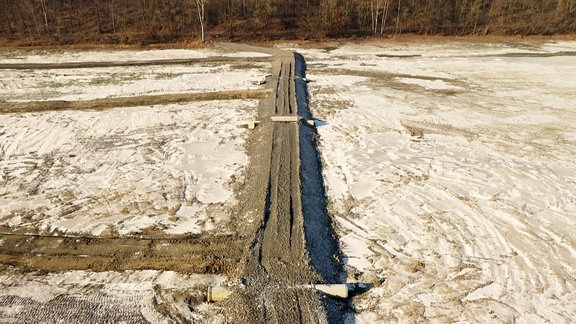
0,89 -> 270,114
0,232 -> 246,275
377,54 -> 422,58
295,53 -> 353,323
225,51 -> 331,324
0,56 -> 270,70
486,51 -> 576,58
375,51 -> 576,59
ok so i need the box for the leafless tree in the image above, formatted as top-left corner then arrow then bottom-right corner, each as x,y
369,0 -> 390,35
194,0 -> 205,42
380,0 -> 390,35
39,0 -> 49,31
395,0 -> 401,34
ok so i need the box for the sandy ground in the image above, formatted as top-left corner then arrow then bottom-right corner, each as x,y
0,268 -> 227,323
287,40 -> 576,322
0,44 -> 343,323
0,55 -> 268,102
0,48 -> 270,236
1,40 -> 575,323
1,101 -> 257,236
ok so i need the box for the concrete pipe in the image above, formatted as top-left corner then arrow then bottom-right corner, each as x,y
270,115 -> 300,122
313,284 -> 349,298
207,286 -> 233,302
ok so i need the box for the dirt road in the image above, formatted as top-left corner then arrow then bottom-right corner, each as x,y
214,44 -> 348,323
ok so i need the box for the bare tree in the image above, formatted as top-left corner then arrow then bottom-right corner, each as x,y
369,0 -> 390,35
380,0 -> 390,35
194,0 -> 205,42
39,0 -> 49,31
395,0 -> 401,34
108,0 -> 116,33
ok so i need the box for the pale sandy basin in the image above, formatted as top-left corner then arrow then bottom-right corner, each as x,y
0,101 -> 258,236
1,42 -> 575,322
0,268 -> 227,323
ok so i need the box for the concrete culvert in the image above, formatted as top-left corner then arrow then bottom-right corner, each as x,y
312,284 -> 349,298
206,284 -> 349,302
207,286 -> 233,302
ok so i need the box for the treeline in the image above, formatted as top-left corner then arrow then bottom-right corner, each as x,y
1,0 -> 576,45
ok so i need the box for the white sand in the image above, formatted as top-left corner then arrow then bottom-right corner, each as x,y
0,49 -> 267,236
0,48 -> 268,322
0,268 -> 226,323
295,40 -> 576,322
0,48 -> 269,64
0,101 -> 257,235
0,62 -> 268,102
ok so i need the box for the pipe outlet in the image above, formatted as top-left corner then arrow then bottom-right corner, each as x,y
207,286 -> 233,302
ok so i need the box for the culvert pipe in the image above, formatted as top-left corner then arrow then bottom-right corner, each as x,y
312,284 -> 349,298
207,286 -> 233,302
207,284 -> 349,303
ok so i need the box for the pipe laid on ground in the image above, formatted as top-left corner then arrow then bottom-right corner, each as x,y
270,115 -> 300,122
207,286 -> 233,302
269,115 -> 315,126
206,284 -> 349,302
312,284 -> 349,298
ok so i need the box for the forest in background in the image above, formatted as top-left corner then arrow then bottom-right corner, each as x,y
1,0 -> 576,46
